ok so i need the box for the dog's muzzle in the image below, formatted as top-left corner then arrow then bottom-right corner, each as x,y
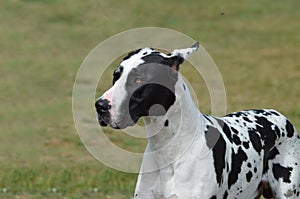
95,98 -> 112,126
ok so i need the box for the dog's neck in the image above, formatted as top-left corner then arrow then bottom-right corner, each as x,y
144,74 -> 205,166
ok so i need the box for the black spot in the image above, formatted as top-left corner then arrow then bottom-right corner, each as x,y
243,117 -> 252,123
225,111 -> 247,118
183,84 -> 186,91
231,127 -> 239,134
254,167 -> 257,173
254,116 -> 277,151
247,163 -> 252,168
112,66 -> 124,84
210,128 -> 226,186
243,141 -> 250,149
216,119 -> 232,143
263,147 -> 280,174
246,171 -> 253,182
249,130 -> 262,155
228,147 -> 248,189
252,109 -> 273,116
164,120 -> 169,127
267,147 -> 279,160
270,110 -> 280,116
223,191 -> 228,199
123,49 -> 141,61
272,163 -> 293,183
226,162 -> 229,172
209,196 -> 216,199
274,126 -> 281,137
203,114 -> 213,124
232,134 -> 241,145
286,120 -> 294,138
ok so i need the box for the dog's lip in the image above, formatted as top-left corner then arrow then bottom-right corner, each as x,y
98,119 -> 108,126
97,114 -> 122,129
97,113 -> 110,126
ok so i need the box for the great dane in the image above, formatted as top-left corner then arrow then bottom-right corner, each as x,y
95,43 -> 300,199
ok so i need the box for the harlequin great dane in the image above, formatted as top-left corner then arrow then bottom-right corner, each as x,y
95,43 -> 300,199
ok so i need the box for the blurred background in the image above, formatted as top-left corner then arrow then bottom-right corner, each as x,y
0,0 -> 299,198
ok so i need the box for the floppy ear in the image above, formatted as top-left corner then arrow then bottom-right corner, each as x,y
169,42 -> 199,70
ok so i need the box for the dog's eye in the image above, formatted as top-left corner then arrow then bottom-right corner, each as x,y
135,78 -> 142,83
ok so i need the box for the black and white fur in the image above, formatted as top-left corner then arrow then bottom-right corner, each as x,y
95,43 -> 300,199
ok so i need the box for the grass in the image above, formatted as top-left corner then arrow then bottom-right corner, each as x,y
0,0 -> 299,198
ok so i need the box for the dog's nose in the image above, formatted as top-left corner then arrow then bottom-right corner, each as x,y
95,99 -> 111,112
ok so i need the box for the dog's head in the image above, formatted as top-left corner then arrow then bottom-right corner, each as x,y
95,43 -> 199,129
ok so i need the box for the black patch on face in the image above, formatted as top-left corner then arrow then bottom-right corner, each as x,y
122,49 -> 141,61
118,63 -> 178,128
286,120 -> 294,138
272,163 -> 293,183
246,171 -> 253,182
228,147 -> 248,189
142,53 -> 184,71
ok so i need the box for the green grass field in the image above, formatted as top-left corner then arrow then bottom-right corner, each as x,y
1,0 -> 299,198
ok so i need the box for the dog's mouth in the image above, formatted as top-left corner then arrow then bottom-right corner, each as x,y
97,112 -> 110,126
97,112 -> 136,129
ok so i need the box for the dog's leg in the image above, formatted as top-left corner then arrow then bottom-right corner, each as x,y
266,138 -> 300,199
134,144 -> 159,199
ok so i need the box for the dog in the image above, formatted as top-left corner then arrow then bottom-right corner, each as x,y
95,43 -> 300,199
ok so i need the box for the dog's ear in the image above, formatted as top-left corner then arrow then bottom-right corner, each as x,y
169,42 -> 199,71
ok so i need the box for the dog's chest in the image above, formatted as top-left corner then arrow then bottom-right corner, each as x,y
151,142 -> 218,199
